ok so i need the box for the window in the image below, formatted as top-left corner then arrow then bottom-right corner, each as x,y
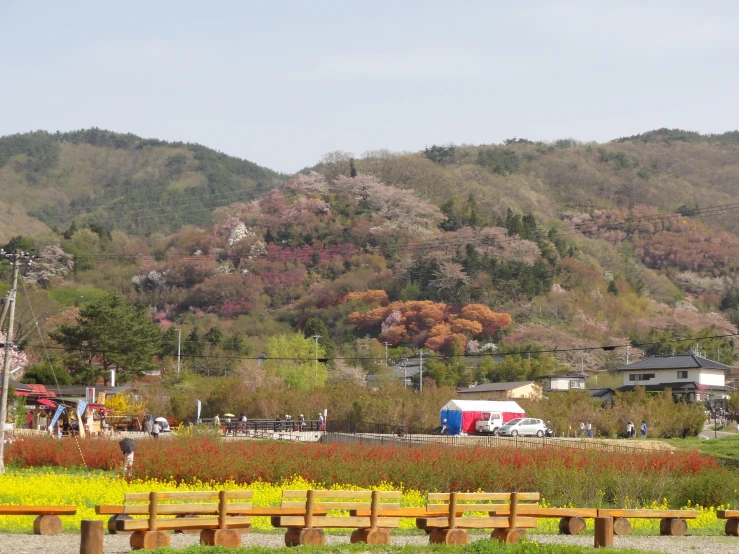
629,373 -> 656,382
677,371 -> 688,379
569,380 -> 580,389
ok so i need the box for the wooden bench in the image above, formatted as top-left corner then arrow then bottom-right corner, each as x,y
0,505 -> 77,535
416,492 -> 540,545
594,509 -> 697,547
271,489 -> 401,546
99,491 -> 253,549
714,510 -> 739,536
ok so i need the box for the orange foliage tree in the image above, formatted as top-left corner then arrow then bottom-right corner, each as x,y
346,300 -> 511,353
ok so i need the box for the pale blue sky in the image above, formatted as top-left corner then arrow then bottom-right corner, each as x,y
2,2 -> 738,173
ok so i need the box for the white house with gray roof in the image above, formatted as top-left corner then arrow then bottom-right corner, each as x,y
616,354 -> 733,406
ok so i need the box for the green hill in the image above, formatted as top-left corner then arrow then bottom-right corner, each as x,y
0,128 -> 285,239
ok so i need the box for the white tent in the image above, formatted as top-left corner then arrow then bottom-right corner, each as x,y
440,399 -> 525,435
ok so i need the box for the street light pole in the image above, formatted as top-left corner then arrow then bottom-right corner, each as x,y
176,329 -> 182,375
383,342 -> 389,368
419,350 -> 424,393
0,252 -> 25,474
312,335 -> 321,387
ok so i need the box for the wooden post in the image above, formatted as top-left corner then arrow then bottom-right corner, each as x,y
370,490 -> 379,530
80,520 -> 103,554
305,489 -> 315,528
594,517 -> 614,548
448,492 -> 457,529
218,490 -> 227,529
509,492 -> 519,529
149,492 -> 158,532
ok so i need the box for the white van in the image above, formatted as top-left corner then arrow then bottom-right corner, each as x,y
475,412 -> 503,435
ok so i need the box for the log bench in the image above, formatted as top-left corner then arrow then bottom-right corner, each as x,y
416,492 -> 540,545
0,505 -> 77,535
101,490 -> 253,550
271,489 -> 401,546
593,509 -> 697,548
716,510 -> 739,536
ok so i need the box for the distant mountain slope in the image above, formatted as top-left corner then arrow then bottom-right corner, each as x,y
340,129 -> 739,236
0,128 -> 284,240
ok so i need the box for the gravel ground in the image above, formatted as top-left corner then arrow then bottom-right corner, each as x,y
3,532 -> 739,553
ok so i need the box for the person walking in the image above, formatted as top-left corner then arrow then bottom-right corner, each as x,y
298,414 -> 305,431
640,420 -> 648,438
579,420 -> 585,438
626,421 -> 633,438
586,421 -> 593,438
213,414 -> 220,434
119,438 -> 136,476
318,413 -> 325,431
240,413 -> 247,434
151,420 -> 161,439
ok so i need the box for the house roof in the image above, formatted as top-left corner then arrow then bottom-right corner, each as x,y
616,355 -> 732,372
457,381 -> 537,394
617,381 -> 733,393
546,373 -> 587,380
50,385 -> 131,398
588,388 -> 614,397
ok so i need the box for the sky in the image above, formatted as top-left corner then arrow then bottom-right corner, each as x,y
2,1 -> 739,173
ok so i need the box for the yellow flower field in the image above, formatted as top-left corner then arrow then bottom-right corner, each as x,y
0,469 -> 727,535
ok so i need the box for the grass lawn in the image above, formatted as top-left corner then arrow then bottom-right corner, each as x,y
149,543 -> 655,554
665,434 -> 739,463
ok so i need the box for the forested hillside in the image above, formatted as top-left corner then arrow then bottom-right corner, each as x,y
0,129 -> 284,238
5,128 -> 739,421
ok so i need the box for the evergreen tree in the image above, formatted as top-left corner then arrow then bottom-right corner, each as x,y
184,328 -> 204,357
349,158 -> 357,178
51,292 -> 162,384
303,317 -> 335,362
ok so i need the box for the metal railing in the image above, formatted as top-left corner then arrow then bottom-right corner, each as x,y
322,420 -> 657,455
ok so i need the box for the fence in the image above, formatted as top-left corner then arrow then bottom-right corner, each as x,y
323,420 -> 657,455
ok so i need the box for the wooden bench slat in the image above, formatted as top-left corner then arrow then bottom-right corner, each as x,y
0,506 -> 77,515
718,510 -> 739,519
421,516 -> 538,529
280,501 -> 400,510
274,516 -> 400,528
426,503 -> 525,513
119,516 -> 252,531
124,491 -> 252,502
352,508 -> 432,518
598,509 -> 696,519
281,490 -> 401,499
533,508 -> 598,518
96,505 -> 124,515
118,502 -> 253,515
427,492 -> 540,502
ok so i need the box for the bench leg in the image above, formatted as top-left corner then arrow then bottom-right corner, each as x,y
285,527 -> 325,547
660,518 -> 687,536
594,517 -> 614,548
130,530 -> 170,550
491,528 -> 527,544
33,515 -> 62,535
613,517 -> 631,536
350,528 -> 391,545
416,518 -> 432,534
108,514 -> 132,535
200,528 -> 241,548
429,528 -> 469,545
559,516 -> 586,535
726,519 -> 739,536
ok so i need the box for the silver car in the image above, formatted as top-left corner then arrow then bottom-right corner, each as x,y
498,418 -> 548,438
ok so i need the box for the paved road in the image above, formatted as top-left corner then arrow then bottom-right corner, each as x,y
699,421 -> 736,440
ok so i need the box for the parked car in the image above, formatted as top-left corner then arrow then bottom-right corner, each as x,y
498,418 -> 547,438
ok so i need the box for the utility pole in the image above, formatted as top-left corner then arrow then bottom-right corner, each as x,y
383,342 -> 389,368
175,329 -> 182,375
0,252 -> 27,474
419,351 -> 424,393
401,358 -> 408,388
626,345 -> 630,365
312,335 -> 321,387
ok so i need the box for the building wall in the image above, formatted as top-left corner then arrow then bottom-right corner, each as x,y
460,383 -> 542,400
622,368 -> 726,387
550,377 -> 585,391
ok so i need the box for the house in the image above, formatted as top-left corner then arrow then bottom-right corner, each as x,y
388,355 -> 505,387
588,388 -> 615,404
615,354 -> 734,407
539,373 -> 586,392
456,381 -> 543,400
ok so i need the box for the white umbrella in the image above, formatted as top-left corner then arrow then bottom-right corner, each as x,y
155,417 -> 168,423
